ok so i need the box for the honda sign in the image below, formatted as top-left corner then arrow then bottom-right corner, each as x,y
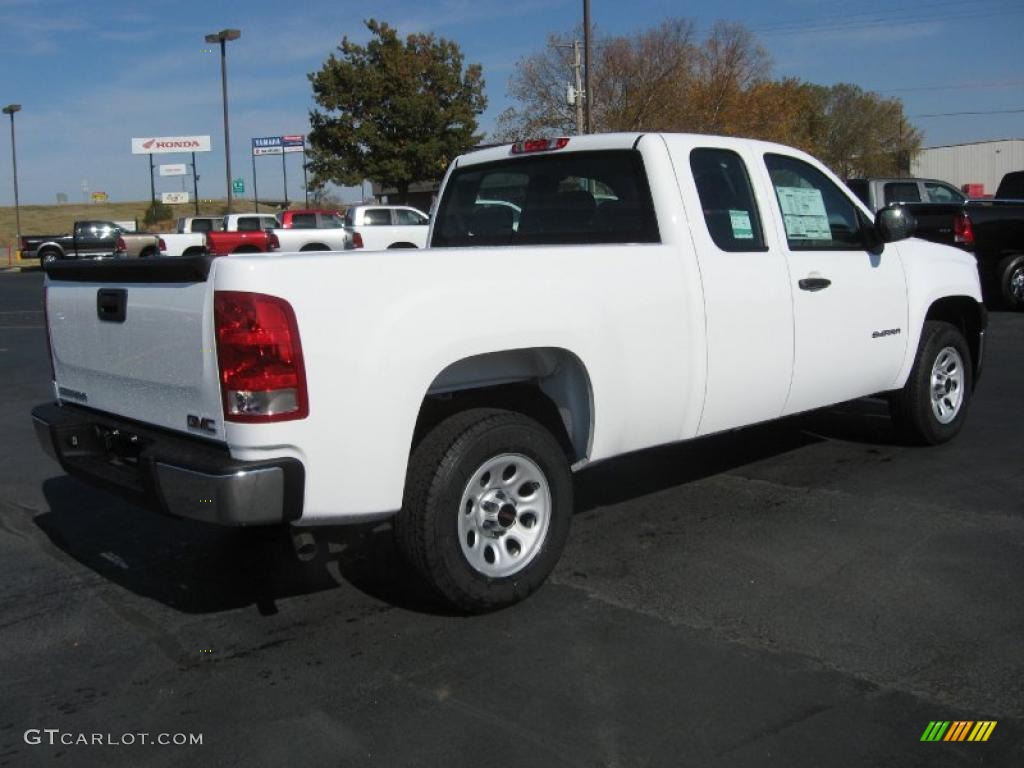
131,135 -> 211,155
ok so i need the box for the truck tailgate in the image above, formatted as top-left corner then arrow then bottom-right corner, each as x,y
45,258 -> 225,441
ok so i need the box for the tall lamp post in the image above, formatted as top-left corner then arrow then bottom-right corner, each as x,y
204,28 -> 241,212
2,104 -> 22,255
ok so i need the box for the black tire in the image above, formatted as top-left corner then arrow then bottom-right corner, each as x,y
387,242 -> 417,249
39,249 -> 59,265
997,254 -> 1024,310
890,320 -> 972,445
394,408 -> 572,612
299,244 -> 329,252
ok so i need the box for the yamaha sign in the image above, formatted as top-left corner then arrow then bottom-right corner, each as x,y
131,135 -> 212,155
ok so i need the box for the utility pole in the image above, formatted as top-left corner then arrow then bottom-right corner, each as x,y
205,28 -> 241,212
572,41 -> 584,135
583,0 -> 592,134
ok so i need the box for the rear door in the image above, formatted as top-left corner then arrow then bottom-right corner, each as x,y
672,142 -> 795,435
46,260 -> 225,440
759,153 -> 908,414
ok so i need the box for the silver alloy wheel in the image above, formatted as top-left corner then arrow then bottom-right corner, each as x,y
930,346 -> 965,424
458,453 -> 551,578
1010,264 -> 1024,302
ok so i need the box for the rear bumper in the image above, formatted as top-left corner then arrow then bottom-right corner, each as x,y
32,402 -> 304,526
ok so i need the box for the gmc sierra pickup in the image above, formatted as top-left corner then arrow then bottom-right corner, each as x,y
33,133 -> 986,612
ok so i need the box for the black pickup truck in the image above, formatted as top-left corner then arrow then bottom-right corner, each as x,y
21,221 -> 122,265
847,175 -> 1024,309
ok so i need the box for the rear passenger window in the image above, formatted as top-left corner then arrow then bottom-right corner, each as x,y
432,149 -> 659,247
237,217 -> 262,231
690,148 -> 766,252
884,182 -> 922,204
363,209 -> 391,226
291,213 -> 317,228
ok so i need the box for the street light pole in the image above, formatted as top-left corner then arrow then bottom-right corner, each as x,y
205,28 -> 241,213
2,104 -> 22,255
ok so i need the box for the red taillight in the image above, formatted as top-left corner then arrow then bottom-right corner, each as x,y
214,291 -> 308,422
115,236 -> 126,252
954,212 -> 974,248
267,232 -> 280,251
353,232 -> 364,249
510,137 -> 570,155
158,237 -> 167,252
43,286 -> 55,381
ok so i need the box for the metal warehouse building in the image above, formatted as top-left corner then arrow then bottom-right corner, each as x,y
911,138 -> 1024,197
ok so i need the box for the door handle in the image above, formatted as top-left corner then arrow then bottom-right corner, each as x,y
798,277 -> 832,292
97,288 -> 127,322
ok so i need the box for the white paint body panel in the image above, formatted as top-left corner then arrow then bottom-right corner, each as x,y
271,228 -> 350,252
44,133 -> 983,525
158,233 -> 206,256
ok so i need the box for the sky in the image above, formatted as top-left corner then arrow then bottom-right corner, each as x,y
0,0 -> 1021,205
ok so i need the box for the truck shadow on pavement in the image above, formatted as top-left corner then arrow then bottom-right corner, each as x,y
574,399 -> 898,512
33,400 -> 897,616
35,477 -> 456,617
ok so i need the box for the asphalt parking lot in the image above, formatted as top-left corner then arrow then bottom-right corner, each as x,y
1,269 -> 1022,767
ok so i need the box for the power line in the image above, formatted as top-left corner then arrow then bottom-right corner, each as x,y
752,4 -> 1021,37
879,79 -> 1024,93
913,109 -> 1024,118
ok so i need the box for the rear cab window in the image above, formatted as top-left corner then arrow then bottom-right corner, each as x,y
290,213 -> 317,228
432,149 -> 659,247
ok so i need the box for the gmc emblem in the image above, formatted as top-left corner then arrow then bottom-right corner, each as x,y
187,414 -> 217,433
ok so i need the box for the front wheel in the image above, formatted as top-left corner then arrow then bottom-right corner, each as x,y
997,254 -> 1024,310
890,320 -> 972,445
394,408 -> 572,612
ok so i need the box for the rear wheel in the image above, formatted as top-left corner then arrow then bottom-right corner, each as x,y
387,242 -> 417,249
39,249 -> 59,265
890,320 -> 972,445
394,408 -> 572,612
997,254 -> 1024,310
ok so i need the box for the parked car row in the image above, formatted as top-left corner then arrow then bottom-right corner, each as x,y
21,205 -> 433,263
847,172 -> 1024,309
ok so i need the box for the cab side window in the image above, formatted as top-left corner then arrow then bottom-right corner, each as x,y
765,154 -> 864,251
690,148 -> 766,252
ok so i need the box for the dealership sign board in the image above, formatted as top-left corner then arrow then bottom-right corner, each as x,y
252,135 -> 305,156
131,135 -> 211,154
161,192 -> 190,204
159,163 -> 187,176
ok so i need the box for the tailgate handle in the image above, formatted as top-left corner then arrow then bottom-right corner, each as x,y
96,289 -> 127,323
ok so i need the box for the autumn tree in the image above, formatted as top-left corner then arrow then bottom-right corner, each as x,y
494,19 -> 921,179
307,19 -> 487,202
805,84 -> 922,177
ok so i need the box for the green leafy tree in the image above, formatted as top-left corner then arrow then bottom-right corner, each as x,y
307,19 -> 487,202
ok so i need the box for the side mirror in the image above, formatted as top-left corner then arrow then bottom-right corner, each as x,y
876,205 -> 917,243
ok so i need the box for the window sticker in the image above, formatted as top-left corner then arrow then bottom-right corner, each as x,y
729,209 -> 754,239
775,186 -> 831,240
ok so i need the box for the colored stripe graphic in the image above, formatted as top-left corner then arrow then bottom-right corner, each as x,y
921,720 -> 996,742
921,721 -> 950,741
944,721 -> 972,741
968,721 -> 997,742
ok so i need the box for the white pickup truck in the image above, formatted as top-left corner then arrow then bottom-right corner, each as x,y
33,133 -> 986,612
